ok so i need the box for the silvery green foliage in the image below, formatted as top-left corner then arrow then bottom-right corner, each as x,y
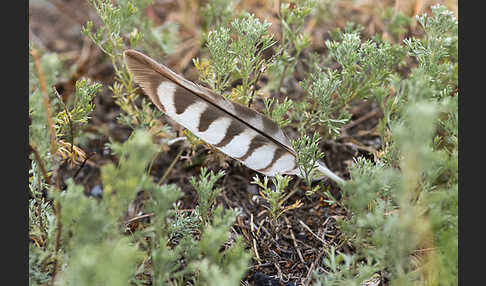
55,79 -> 100,141
198,13 -> 275,104
267,0 -> 315,93
83,0 -> 178,130
252,173 -> 293,222
291,133 -> 324,186
190,167 -> 225,225
202,0 -> 238,29
31,130 -> 252,285
314,5 -> 458,285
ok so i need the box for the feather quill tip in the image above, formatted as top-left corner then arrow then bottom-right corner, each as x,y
316,161 -> 345,185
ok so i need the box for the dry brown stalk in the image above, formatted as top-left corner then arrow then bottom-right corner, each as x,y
31,49 -> 57,155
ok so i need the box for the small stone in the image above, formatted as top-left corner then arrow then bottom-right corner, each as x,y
90,185 -> 103,198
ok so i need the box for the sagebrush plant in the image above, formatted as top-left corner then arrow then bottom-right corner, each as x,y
298,66 -> 346,135
55,79 -> 101,144
29,46 -> 103,285
201,0 -> 237,33
29,50 -> 62,169
266,0 -> 315,93
291,133 -> 325,186
29,1 -> 457,285
83,0 -> 177,133
30,121 -> 251,285
194,12 -> 276,105
30,1 -> 251,285
190,167 -> 225,225
313,5 -> 458,286
251,173 -> 301,223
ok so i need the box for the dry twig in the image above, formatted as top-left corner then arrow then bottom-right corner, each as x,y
303,248 -> 325,286
284,216 -> 306,267
31,49 -> 57,155
298,219 -> 328,247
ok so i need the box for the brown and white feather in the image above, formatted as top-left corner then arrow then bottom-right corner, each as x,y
123,49 -> 344,184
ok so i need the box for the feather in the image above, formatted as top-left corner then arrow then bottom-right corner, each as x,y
123,49 -> 344,184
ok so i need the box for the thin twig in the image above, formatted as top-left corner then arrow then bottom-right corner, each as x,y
249,213 -> 262,263
32,49 -> 63,286
253,238 -> 262,263
237,215 -> 251,241
303,248 -> 325,286
159,147 -> 185,185
73,152 -> 95,179
298,219 -> 328,246
248,262 -> 274,269
257,218 -> 268,237
284,216 -> 306,266
29,144 -> 51,185
341,109 -> 381,131
125,212 -> 155,224
278,178 -> 301,207
247,63 -> 265,108
273,260 -> 284,281
31,49 -> 57,155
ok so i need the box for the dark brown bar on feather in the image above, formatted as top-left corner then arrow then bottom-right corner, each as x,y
236,135 -> 267,161
257,148 -> 288,173
173,88 -> 197,115
198,108 -> 222,132
214,121 -> 245,148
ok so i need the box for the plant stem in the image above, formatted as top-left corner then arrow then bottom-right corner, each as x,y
31,49 -> 57,155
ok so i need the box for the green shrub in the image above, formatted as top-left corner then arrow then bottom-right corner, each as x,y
313,5 -> 458,285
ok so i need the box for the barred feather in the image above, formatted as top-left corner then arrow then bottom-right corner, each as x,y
123,50 -> 344,184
